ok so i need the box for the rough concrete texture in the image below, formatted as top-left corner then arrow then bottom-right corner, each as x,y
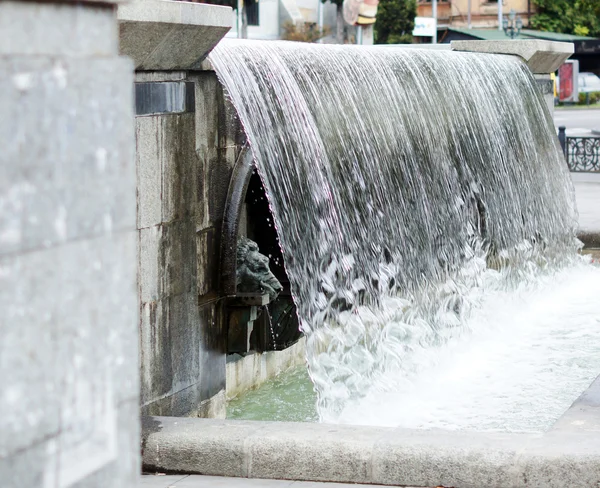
137,72 -> 246,418
0,1 -> 118,57
0,1 -> 138,487
118,0 -> 231,70
142,414 -> 600,488
451,40 -> 574,73
140,474 -> 425,487
226,338 -> 306,400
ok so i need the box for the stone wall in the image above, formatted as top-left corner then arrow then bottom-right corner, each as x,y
137,71 -> 246,418
0,1 -> 138,487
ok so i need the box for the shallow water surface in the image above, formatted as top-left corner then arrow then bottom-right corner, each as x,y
229,261 -> 600,432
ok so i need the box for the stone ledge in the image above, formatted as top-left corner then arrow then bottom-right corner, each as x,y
141,415 -> 600,487
451,40 -> 574,74
118,0 -> 232,70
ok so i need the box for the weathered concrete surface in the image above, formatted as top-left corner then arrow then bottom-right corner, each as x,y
227,338 -> 306,400
118,0 -> 231,70
141,416 -> 600,488
140,474 -> 425,487
0,0 -> 138,487
137,71 -> 247,418
572,173 -> 600,248
451,40 -> 574,73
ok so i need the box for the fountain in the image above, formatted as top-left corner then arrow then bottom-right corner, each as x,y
115,4 -> 600,484
209,40 -> 600,429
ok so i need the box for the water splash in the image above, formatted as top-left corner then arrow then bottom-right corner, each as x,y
210,40 -> 582,422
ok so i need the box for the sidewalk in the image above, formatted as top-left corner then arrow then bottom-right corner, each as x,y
140,475 -> 423,487
573,172 -> 600,247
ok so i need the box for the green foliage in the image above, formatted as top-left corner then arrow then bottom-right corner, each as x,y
374,0 -> 416,44
531,0 -> 600,38
578,91 -> 600,105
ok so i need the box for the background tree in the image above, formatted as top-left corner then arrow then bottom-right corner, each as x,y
531,0 -> 600,38
374,0 -> 416,44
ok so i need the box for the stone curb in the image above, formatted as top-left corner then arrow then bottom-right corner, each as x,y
142,416 -> 600,488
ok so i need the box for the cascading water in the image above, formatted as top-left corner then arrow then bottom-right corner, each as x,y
210,40 -> 600,429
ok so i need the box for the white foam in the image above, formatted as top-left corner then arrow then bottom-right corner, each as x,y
337,262 -> 600,432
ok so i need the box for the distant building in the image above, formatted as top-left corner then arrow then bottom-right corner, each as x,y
416,0 -> 535,33
225,0 -> 339,40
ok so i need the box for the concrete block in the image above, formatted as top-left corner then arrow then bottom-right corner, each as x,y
0,441 -> 48,488
247,422 -> 385,483
140,417 -> 600,487
198,304 -> 226,400
167,293 -> 201,391
0,1 -> 118,57
136,116 -> 163,229
161,114 -> 197,224
197,227 -> 218,300
517,435 -> 600,488
0,250 -> 61,459
141,417 -> 264,476
140,292 -> 204,411
161,219 -> 196,298
0,56 -> 134,255
140,300 -> 166,406
451,40 -> 574,74
139,226 -> 161,302
118,0 -> 232,70
372,429 -> 523,488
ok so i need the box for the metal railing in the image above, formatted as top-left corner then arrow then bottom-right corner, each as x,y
558,126 -> 600,173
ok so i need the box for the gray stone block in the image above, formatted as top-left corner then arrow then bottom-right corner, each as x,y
247,422 -> 385,483
142,417 -> 263,476
0,441 -> 48,488
0,1 -> 118,57
161,114 -> 197,224
118,0 -> 232,70
372,429 -> 523,488
139,226 -> 161,303
198,304 -> 226,401
196,227 -> 218,300
451,40 -> 574,74
0,249 -> 61,459
136,116 -> 163,229
0,56 -> 134,256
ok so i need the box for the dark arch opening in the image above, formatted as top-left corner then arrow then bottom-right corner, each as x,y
220,145 -> 301,353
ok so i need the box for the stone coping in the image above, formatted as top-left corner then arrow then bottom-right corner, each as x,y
118,0 -> 231,70
142,376 -> 600,488
451,40 -> 574,74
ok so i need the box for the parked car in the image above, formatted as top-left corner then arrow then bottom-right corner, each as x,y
579,72 -> 600,93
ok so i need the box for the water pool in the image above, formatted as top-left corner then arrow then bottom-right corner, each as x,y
228,262 -> 600,433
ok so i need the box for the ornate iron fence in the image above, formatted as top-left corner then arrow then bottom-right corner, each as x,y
558,127 -> 600,172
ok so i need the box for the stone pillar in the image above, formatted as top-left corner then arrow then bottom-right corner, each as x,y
0,1 -> 138,487
118,0 -> 233,418
450,40 -> 574,116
